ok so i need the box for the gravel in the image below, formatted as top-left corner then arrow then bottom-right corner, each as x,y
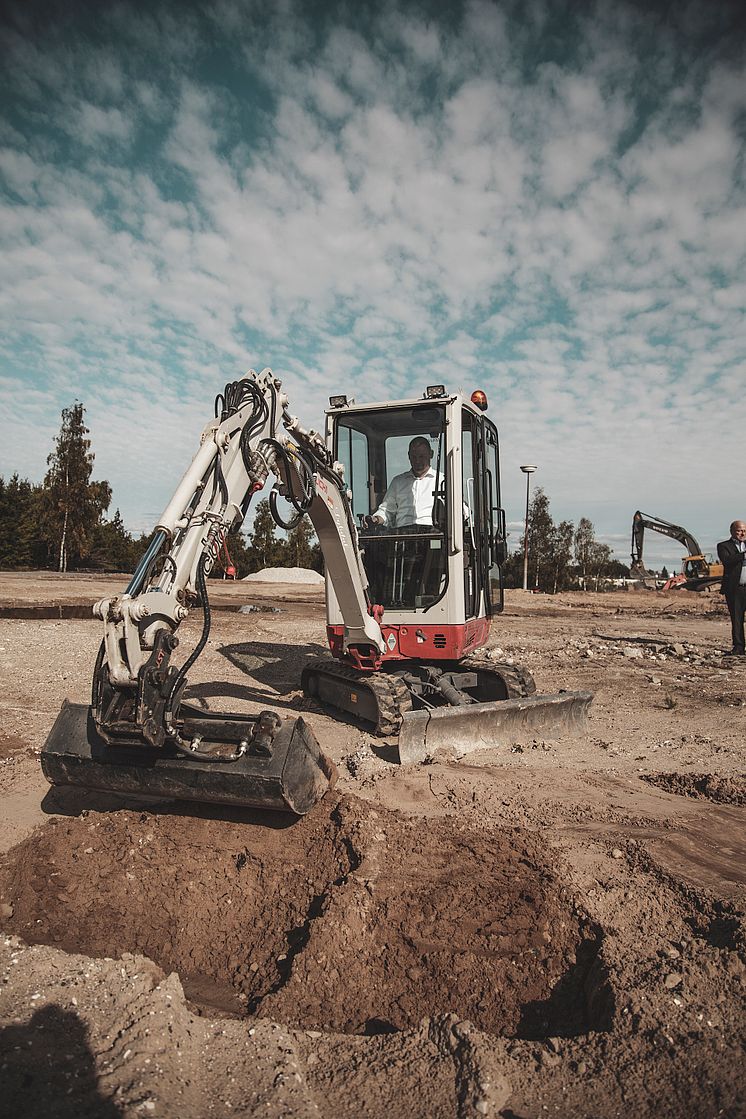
242,567 -> 325,584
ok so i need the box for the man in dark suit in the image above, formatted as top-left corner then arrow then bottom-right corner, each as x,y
717,520 -> 746,655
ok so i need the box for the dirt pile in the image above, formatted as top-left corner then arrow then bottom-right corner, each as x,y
1,787 -> 744,1119
243,568 -> 324,584
0,795 -> 602,1039
643,772 -> 746,805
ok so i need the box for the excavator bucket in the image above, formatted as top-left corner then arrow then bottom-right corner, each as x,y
41,701 -> 336,816
398,690 -> 593,765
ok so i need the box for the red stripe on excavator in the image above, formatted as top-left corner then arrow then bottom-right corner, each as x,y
327,618 -> 491,663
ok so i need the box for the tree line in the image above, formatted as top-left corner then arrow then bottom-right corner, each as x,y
1,403 -> 626,589
0,403 -> 320,578
501,486 -> 629,592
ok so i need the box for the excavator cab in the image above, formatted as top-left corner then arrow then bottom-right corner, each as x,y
301,386 -> 588,762
327,387 -> 506,660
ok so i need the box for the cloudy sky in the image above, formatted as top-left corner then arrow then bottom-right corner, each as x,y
1,0 -> 744,571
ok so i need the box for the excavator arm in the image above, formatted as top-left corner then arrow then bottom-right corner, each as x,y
41,369 -> 388,813
93,368 -> 383,700
630,510 -> 721,590
631,511 -> 705,579
631,511 -> 704,571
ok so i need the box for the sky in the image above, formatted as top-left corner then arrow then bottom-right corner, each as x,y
1,0 -> 745,573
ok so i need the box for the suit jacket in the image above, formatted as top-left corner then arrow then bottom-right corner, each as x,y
717,538 -> 746,596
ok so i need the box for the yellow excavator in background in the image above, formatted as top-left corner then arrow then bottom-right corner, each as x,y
630,511 -> 723,591
41,369 -> 592,816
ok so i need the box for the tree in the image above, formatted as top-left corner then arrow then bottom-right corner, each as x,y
38,403 -> 111,571
284,516 -> 317,569
90,510 -> 137,572
661,565 -> 669,579
245,499 -> 284,572
588,541 -> 613,590
572,517 -> 616,589
500,548 -> 523,588
573,517 -> 595,589
0,474 -> 45,569
549,519 -> 574,593
523,487 -> 556,592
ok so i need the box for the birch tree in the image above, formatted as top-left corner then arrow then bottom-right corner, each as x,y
39,403 -> 111,571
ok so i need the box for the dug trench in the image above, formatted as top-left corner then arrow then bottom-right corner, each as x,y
0,793 -> 610,1040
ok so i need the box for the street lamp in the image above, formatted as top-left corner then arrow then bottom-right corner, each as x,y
520,465 -> 537,592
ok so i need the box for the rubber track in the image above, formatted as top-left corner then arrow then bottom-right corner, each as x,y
459,655 -> 537,699
304,656 -> 537,736
302,658 -> 412,736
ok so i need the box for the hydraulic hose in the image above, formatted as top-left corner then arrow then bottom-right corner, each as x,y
161,554 -> 249,763
91,639 -> 106,709
263,438 -> 315,529
163,552 -> 212,725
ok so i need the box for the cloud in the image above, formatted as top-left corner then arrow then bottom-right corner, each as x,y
0,0 -> 744,561
69,102 -> 134,145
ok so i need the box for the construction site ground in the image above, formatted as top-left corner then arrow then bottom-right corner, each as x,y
0,570 -> 743,1119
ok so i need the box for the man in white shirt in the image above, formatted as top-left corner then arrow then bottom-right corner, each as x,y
368,438 -> 438,528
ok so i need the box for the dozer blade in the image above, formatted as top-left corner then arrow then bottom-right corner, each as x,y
41,701 -> 336,816
398,691 -> 593,765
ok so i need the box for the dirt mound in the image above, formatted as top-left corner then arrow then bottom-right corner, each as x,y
260,804 -> 604,1038
0,795 -> 602,1038
243,567 -> 324,584
642,772 -> 746,805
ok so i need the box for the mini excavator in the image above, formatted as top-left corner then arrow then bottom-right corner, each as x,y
42,370 -> 591,814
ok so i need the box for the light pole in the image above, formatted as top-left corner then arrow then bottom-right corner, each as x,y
520,465 -> 537,591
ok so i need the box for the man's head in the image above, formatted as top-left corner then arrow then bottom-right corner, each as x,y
408,437 -> 433,477
731,521 -> 746,541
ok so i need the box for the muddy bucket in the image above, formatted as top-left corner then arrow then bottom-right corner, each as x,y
398,690 -> 593,765
41,700 -> 336,815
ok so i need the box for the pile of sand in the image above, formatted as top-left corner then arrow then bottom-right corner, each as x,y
242,567 -> 324,585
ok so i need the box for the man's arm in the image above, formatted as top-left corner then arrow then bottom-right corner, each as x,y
370,490 -> 392,526
718,540 -> 740,574
370,473 -> 405,526
717,541 -> 743,595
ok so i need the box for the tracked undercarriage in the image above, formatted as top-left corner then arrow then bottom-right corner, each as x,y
301,655 -> 536,735
301,655 -> 590,764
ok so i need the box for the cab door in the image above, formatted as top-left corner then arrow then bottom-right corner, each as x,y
462,410 -> 504,619
480,416 -> 505,615
460,408 -> 480,619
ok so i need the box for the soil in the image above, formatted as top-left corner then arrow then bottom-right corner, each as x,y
0,572 -> 744,1118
